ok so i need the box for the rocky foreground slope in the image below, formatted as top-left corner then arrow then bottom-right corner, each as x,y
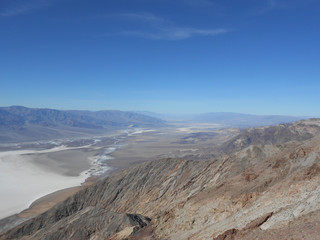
2,119 -> 320,239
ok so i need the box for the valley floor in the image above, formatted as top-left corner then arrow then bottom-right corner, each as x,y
0,124 -> 234,234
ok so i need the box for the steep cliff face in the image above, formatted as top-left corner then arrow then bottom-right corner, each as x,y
2,119 -> 320,240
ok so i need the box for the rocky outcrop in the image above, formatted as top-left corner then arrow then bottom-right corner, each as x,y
1,207 -> 151,240
3,119 -> 320,239
220,119 -> 320,154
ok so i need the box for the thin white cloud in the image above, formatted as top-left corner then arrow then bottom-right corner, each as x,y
276,0 -> 319,8
266,0 -> 277,9
0,0 -> 55,17
250,0 -> 277,15
140,0 -> 215,8
257,0 -> 318,14
121,27 -> 228,40
107,12 -> 229,40
114,12 -> 167,24
185,0 -> 214,7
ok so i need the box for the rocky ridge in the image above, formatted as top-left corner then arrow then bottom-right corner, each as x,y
2,119 -> 320,239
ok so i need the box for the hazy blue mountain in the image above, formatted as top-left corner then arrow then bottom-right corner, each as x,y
0,109 -> 25,127
137,111 -> 306,128
190,112 -> 306,127
0,106 -> 166,143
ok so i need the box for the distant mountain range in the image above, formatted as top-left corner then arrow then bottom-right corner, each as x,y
0,106 -> 166,143
137,111 -> 306,128
0,106 -> 309,143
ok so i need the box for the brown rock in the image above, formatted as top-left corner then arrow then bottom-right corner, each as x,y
212,228 -> 239,240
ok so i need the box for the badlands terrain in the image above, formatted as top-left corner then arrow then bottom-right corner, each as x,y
1,118 -> 320,239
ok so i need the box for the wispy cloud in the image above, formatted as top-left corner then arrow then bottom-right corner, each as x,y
106,12 -> 229,40
265,0 -> 277,11
250,0 -> 278,15
111,12 -> 167,25
275,0 -> 319,8
0,0 -> 55,17
256,0 -> 318,14
122,27 -> 228,40
184,0 -> 214,7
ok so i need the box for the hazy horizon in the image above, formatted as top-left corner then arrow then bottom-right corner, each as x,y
0,105 -> 315,118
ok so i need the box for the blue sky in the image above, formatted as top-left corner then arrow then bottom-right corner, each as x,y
0,0 -> 319,115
